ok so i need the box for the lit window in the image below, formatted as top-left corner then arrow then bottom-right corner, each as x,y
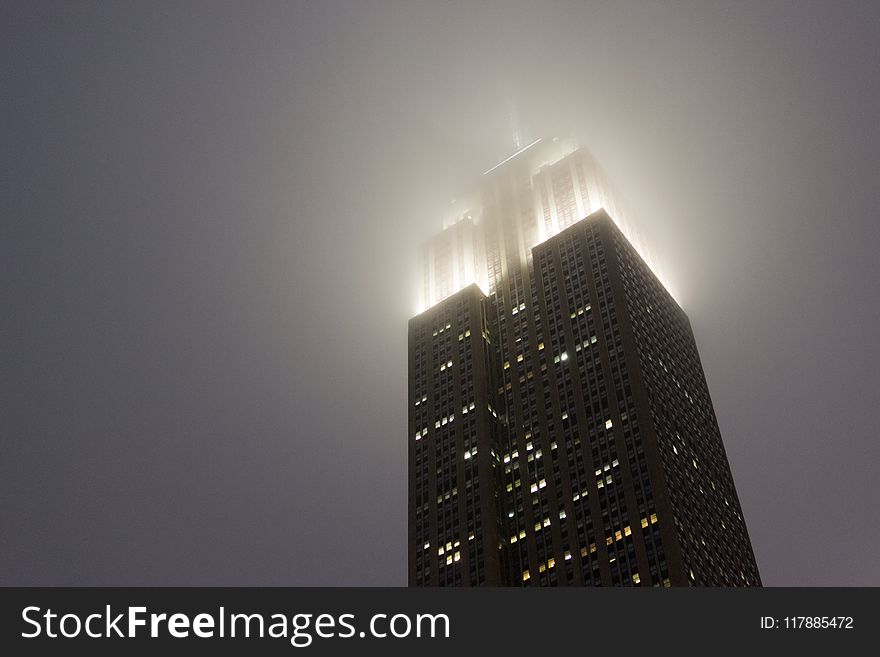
605,419 -> 613,429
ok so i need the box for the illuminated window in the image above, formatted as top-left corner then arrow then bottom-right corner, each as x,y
605,419 -> 613,429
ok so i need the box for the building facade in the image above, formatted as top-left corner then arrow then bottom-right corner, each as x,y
408,140 -> 761,586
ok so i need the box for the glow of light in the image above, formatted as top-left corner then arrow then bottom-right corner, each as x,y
417,141 -> 681,314
482,138 -> 543,176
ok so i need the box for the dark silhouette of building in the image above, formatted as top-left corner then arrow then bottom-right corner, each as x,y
408,139 -> 761,586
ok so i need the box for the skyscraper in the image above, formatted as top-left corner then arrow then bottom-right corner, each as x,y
408,138 -> 761,586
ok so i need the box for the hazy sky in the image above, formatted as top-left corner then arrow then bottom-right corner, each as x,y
2,1 -> 878,586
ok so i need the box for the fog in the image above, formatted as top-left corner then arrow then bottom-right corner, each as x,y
2,1 -> 878,585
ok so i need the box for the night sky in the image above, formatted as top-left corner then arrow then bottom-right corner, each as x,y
2,1 -> 878,586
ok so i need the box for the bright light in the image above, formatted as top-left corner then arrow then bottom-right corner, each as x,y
415,140 -> 680,314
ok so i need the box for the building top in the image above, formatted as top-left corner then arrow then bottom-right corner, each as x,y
416,138 -> 673,315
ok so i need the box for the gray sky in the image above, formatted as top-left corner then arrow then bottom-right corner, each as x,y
2,1 -> 878,585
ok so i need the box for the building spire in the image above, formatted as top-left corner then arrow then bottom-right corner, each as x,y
509,105 -> 523,151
